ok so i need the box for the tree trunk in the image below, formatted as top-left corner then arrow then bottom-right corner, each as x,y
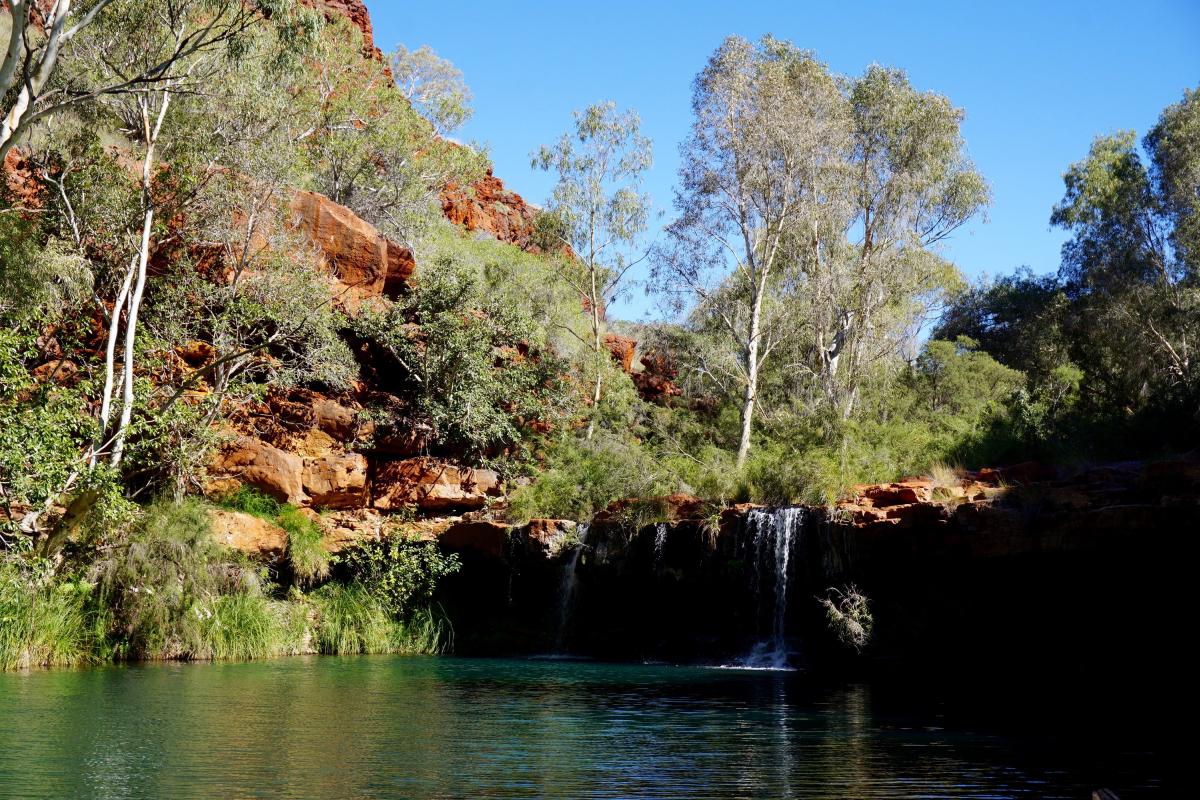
111,93 -> 169,468
585,264 -> 602,441
737,285 -> 764,469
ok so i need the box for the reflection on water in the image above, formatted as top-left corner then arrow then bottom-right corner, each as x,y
0,657 -> 1160,798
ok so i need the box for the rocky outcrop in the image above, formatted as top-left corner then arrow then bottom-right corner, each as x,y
289,190 -> 415,311
373,458 -> 502,512
208,509 -> 288,562
440,169 -> 539,250
301,0 -> 383,62
302,452 -> 369,509
604,334 -> 638,374
211,437 -> 308,505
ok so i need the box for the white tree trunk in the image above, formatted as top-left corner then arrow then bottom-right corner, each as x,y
737,284 -> 764,469
110,93 -> 170,468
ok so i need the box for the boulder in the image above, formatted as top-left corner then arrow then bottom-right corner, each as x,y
289,190 -> 415,311
302,453 -> 369,509
633,350 -> 683,404
604,334 -> 638,373
212,437 -> 307,506
208,509 -> 288,561
373,458 -> 502,512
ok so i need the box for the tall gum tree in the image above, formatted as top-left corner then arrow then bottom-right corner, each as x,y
656,38 -> 987,466
533,101 -> 652,439
790,65 -> 988,422
655,37 -> 848,467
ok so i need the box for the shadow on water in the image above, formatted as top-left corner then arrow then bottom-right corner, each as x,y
0,656 -> 1164,798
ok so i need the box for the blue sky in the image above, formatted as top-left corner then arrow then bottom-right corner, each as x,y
368,1 -> 1200,320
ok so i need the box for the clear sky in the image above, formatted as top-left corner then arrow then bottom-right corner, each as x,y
368,1 -> 1200,320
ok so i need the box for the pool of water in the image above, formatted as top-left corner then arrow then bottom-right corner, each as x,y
0,656 -> 1161,798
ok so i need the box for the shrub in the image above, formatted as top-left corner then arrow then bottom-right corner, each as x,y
337,534 -> 460,619
820,585 -> 874,652
508,434 -> 675,523
90,498 -> 269,661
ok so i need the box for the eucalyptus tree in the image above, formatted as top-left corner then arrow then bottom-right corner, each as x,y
391,44 -> 473,136
533,101 -> 653,438
785,65 -> 987,421
1050,86 -> 1199,407
654,37 -> 845,466
656,37 -> 987,465
1,0 -> 117,161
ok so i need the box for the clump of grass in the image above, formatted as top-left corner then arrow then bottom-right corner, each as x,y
218,485 -> 282,519
0,557 -> 103,670
278,506 -> 330,586
201,593 -> 285,661
392,606 -> 452,654
90,498 -> 267,661
311,583 -> 396,655
819,585 -> 874,652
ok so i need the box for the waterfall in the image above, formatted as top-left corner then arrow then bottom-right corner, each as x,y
741,507 -> 806,670
653,522 -> 668,567
554,523 -> 588,654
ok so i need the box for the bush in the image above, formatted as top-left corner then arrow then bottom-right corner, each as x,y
336,534 -> 460,618
820,585 -> 874,652
90,499 -> 271,661
508,434 -> 676,523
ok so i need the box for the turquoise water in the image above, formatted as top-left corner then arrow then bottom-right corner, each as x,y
0,657 -> 1159,798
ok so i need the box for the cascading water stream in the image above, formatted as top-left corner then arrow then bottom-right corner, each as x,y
740,507 -> 806,670
554,523 -> 588,654
653,522 -> 668,567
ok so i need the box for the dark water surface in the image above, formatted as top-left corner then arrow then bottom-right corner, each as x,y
0,656 -> 1161,798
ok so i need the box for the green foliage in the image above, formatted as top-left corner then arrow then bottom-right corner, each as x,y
310,583 -> 398,655
200,592 -> 286,662
279,506 -> 329,586
299,19 -> 486,245
0,548 -> 104,670
353,255 -> 565,460
508,434 -> 675,523
89,499 -> 268,661
219,486 -> 283,519
336,535 -> 460,619
218,488 -> 329,585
